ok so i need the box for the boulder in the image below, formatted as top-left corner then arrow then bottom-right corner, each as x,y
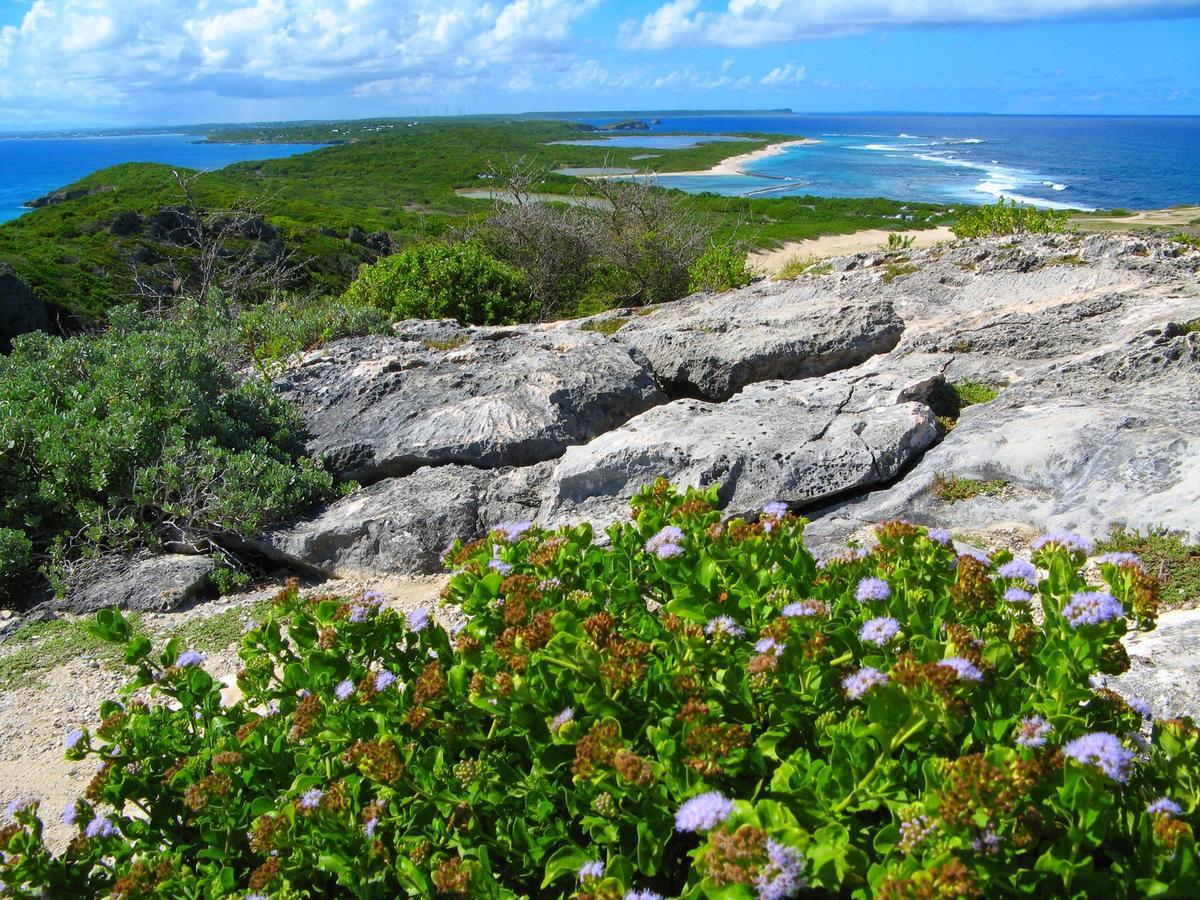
56,553 -> 214,614
540,367 -> 940,529
0,263 -> 49,352
275,330 -> 666,484
599,281 -> 904,400
249,463 -> 553,577
1106,608 -> 1200,720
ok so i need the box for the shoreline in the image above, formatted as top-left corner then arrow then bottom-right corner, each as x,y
599,138 -> 819,180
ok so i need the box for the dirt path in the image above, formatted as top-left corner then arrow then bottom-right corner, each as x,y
0,574 -> 446,853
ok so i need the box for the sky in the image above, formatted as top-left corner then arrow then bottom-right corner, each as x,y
0,0 -> 1197,129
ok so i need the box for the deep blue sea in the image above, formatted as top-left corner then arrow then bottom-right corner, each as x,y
0,133 -> 324,224
570,114 -> 1200,211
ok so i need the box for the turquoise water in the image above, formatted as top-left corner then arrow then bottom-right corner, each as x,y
548,135 -> 753,150
568,113 -> 1200,211
0,133 -> 324,223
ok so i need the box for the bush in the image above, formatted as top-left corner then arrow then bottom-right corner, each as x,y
0,316 -> 334,603
6,482 -> 1196,896
687,245 -> 753,294
236,294 -> 392,369
952,198 -> 1072,239
342,241 -> 534,325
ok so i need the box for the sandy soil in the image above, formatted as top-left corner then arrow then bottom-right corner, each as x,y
1073,205 -> 1200,232
0,574 -> 446,853
748,226 -> 956,277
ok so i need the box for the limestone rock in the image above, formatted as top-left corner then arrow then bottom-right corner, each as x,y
0,263 -> 49,352
56,553 -> 214,614
1107,608 -> 1200,720
600,282 -> 904,400
275,330 -> 666,483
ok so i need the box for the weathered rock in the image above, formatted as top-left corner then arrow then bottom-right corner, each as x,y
1106,608 -> 1200,720
275,331 -> 667,483
250,463 -> 553,577
541,367 -> 940,529
56,553 -> 214,614
597,282 -> 903,400
0,262 -> 49,352
25,184 -> 117,209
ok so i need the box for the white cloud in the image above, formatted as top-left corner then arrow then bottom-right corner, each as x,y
760,62 -> 805,86
0,0 -> 600,123
622,0 -> 1200,49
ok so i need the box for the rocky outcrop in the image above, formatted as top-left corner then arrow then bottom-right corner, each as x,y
275,329 -> 666,483
0,263 -> 49,352
594,283 -> 903,400
1107,608 -> 1200,720
25,185 -> 117,208
55,553 -> 214,614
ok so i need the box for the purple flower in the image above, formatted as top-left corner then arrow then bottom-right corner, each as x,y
1096,552 -> 1145,570
842,667 -> 888,699
938,657 -> 984,682
85,815 -> 117,839
898,813 -> 937,853
1015,716 -> 1052,748
972,828 -> 1001,854
646,526 -> 685,559
247,894 -> 269,900
755,839 -> 806,899
487,557 -> 514,575
406,608 -> 431,632
349,590 -> 384,622
335,679 -> 355,701
551,707 -> 575,732
997,559 -> 1038,585
855,577 -> 890,602
781,599 -> 827,618
64,728 -> 84,750
6,797 -> 36,817
375,670 -> 398,692
1063,591 -> 1124,628
675,791 -> 734,833
62,802 -> 78,826
1127,696 -> 1153,720
1063,732 -> 1134,782
176,650 -> 204,667
1032,531 -> 1094,553
926,527 -> 953,546
625,891 -> 665,900
859,616 -> 901,646
578,860 -> 605,882
1004,587 -> 1032,603
705,616 -> 746,639
754,637 -> 785,656
495,521 -> 534,543
1147,796 -> 1183,817
539,577 -> 562,592
957,547 -> 991,565
364,817 -> 379,837
762,501 -> 789,518
298,788 -> 324,810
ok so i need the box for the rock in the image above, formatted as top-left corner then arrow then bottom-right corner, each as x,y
0,263 -> 50,352
249,463 -> 552,577
600,282 -> 903,400
1107,608 -> 1200,720
108,210 -> 145,237
55,553 -> 215,614
275,331 -> 666,483
25,185 -> 117,209
540,367 -> 940,529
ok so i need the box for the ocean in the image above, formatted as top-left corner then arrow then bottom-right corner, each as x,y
571,113 -> 1200,211
0,133 -> 324,224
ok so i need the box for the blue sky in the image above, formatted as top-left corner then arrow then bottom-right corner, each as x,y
0,1 -> 1197,129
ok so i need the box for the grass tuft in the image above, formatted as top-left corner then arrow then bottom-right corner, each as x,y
931,473 -> 1008,503
579,316 -> 629,337
881,262 -> 917,284
1096,524 -> 1200,610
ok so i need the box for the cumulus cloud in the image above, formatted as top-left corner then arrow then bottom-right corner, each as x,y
760,62 -> 805,86
0,0 -> 599,123
621,0 -> 1200,49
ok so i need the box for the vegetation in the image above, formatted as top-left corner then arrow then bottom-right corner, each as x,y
952,379 -> 1001,409
580,317 -> 630,337
687,244 -> 753,294
884,233 -> 915,251
1096,524 -> 1200,610
0,310 -> 335,605
343,241 -> 533,325
777,254 -> 832,279
931,474 -> 1009,503
1171,233 -> 1200,250
0,120 -> 952,322
3,482 -> 1194,896
952,198 -> 1072,239
881,261 -> 917,284
236,294 -> 392,369
926,378 -> 1001,434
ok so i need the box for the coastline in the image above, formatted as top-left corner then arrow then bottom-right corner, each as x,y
603,138 -> 819,179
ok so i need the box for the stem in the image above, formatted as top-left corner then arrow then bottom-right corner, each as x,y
833,715 -> 928,815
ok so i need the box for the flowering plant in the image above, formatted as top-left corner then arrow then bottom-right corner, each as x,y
2,480 -> 1196,897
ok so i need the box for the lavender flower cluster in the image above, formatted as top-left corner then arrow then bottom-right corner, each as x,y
645,525 -> 685,559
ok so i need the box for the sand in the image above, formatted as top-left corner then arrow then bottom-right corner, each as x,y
748,226 -> 956,277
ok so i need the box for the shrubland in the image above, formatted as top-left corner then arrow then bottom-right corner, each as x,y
3,482 -> 1195,897
951,198 -> 1072,239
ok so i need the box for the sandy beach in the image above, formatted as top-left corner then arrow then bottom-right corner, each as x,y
594,138 -> 820,180
748,226 -> 956,277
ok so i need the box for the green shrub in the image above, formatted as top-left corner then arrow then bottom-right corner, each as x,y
952,379 -> 1000,408
343,241 -> 534,325
0,317 -> 334,603
237,294 -> 392,368
687,245 -> 752,294
6,483 -> 1196,896
1096,524 -> 1200,610
885,233 -> 915,251
952,199 -> 1072,239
